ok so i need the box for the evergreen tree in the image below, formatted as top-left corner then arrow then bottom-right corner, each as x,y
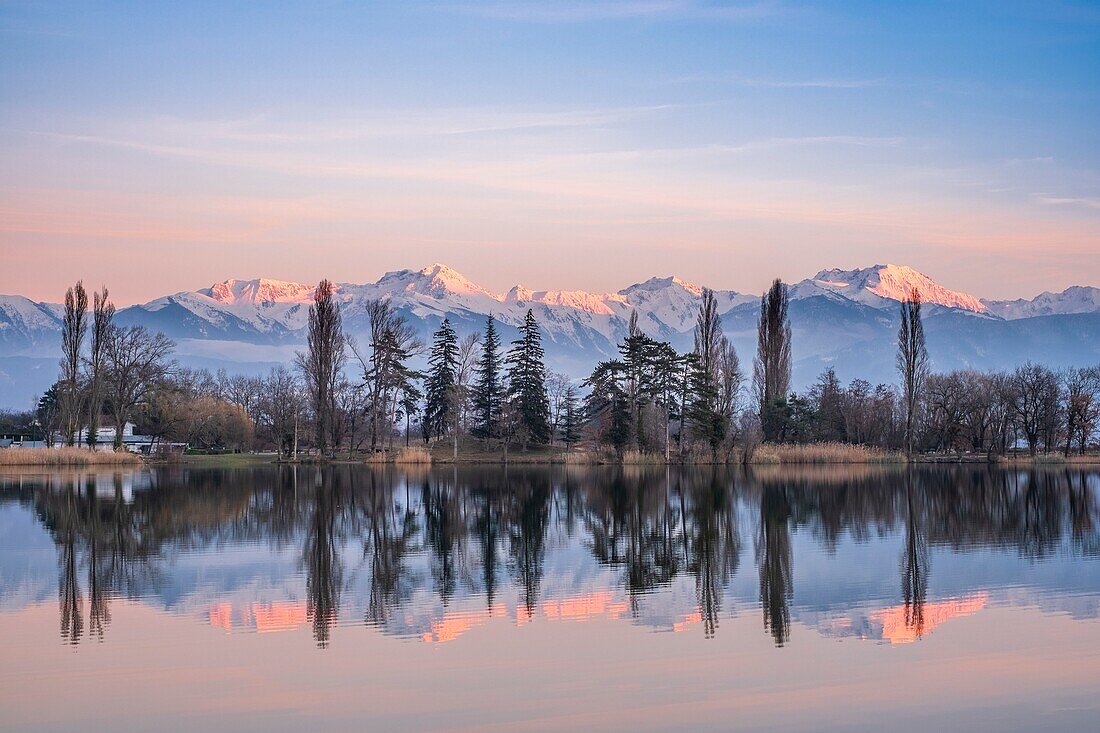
471,314 -> 503,442
618,310 -> 659,450
649,341 -> 680,461
687,350 -> 725,456
424,318 -> 458,441
688,288 -> 730,456
583,359 -> 631,456
559,385 -> 582,450
506,309 -> 551,446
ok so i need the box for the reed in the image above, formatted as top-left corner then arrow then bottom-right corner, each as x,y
0,447 -> 143,467
749,442 -> 905,465
392,446 -> 432,464
620,450 -> 666,465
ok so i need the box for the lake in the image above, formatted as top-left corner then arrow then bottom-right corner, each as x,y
1,464 -> 1098,732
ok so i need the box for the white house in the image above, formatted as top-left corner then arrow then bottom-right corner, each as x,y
66,423 -> 186,454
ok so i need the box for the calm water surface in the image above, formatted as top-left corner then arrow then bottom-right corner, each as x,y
1,464 -> 1099,732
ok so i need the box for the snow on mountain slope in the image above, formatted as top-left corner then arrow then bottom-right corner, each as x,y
618,277 -> 754,333
806,264 -> 988,313
2,263 -> 1098,409
982,286 -> 1100,319
201,278 -> 316,305
3,261 -> 1097,362
0,295 -> 62,333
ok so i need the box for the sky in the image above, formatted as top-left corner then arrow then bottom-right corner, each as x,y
1,0 -> 1098,305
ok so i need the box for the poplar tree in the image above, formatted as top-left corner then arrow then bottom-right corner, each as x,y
85,287 -> 115,449
60,281 -> 88,446
897,287 -> 928,457
295,279 -> 346,457
471,314 -> 503,442
754,278 -> 792,442
506,309 -> 551,447
424,318 -> 458,442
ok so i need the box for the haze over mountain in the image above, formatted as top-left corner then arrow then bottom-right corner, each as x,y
1,263 -> 1098,410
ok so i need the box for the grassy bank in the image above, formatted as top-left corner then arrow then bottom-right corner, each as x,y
0,447 -> 143,467
994,452 -> 1100,466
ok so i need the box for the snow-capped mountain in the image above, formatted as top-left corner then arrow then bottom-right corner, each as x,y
0,295 -> 63,344
2,263 -> 1098,409
983,286 -> 1100,320
799,264 -> 988,313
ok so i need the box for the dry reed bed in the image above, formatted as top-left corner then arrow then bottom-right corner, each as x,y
749,442 -> 905,464
0,447 -> 143,467
392,446 -> 433,464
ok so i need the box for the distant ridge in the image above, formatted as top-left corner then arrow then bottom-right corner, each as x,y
1,263 -> 1097,409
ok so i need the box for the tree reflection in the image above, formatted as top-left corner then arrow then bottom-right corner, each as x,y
685,470 -> 740,638
3,463 -> 1096,650
901,471 -> 928,638
757,482 -> 792,647
365,470 -> 418,627
58,487 -> 83,645
423,474 -> 463,605
507,473 -> 550,616
305,469 -> 342,648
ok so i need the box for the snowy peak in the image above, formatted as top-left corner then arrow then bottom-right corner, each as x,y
810,264 -> 987,313
376,263 -> 499,300
983,285 -> 1100,319
620,275 -> 703,298
503,285 -> 622,314
201,278 -> 316,305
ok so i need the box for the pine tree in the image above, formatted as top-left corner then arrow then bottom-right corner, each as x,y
559,385 -> 582,450
649,341 -> 680,461
688,349 -> 725,457
424,318 -> 458,442
584,359 -> 630,457
688,288 -> 730,457
618,310 -> 659,450
471,314 -> 502,442
505,309 -> 551,447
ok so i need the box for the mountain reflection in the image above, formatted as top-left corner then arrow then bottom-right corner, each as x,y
1,465 -> 1097,649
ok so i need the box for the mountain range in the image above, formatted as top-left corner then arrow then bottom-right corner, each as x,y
2,263 -> 1098,410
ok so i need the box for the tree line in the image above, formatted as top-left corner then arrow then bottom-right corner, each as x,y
3,277 -> 1097,459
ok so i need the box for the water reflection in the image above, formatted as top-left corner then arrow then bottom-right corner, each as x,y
1,464 -> 1098,649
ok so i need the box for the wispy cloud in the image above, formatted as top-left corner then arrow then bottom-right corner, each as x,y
1035,194 -> 1100,210
449,0 -> 788,23
738,78 -> 883,89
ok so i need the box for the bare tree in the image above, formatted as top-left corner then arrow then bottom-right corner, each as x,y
220,373 -> 264,427
295,280 -> 346,457
60,282 -> 88,445
349,298 -> 422,452
717,337 -> 744,441
260,366 -> 304,459
105,325 -> 175,449
1009,362 -> 1061,457
546,371 -> 571,445
84,287 -> 114,449
451,332 -> 481,450
754,278 -> 791,442
1063,366 -> 1100,456
897,287 -> 929,457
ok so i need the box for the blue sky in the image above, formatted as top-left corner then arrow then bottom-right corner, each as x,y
1,0 -> 1097,302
